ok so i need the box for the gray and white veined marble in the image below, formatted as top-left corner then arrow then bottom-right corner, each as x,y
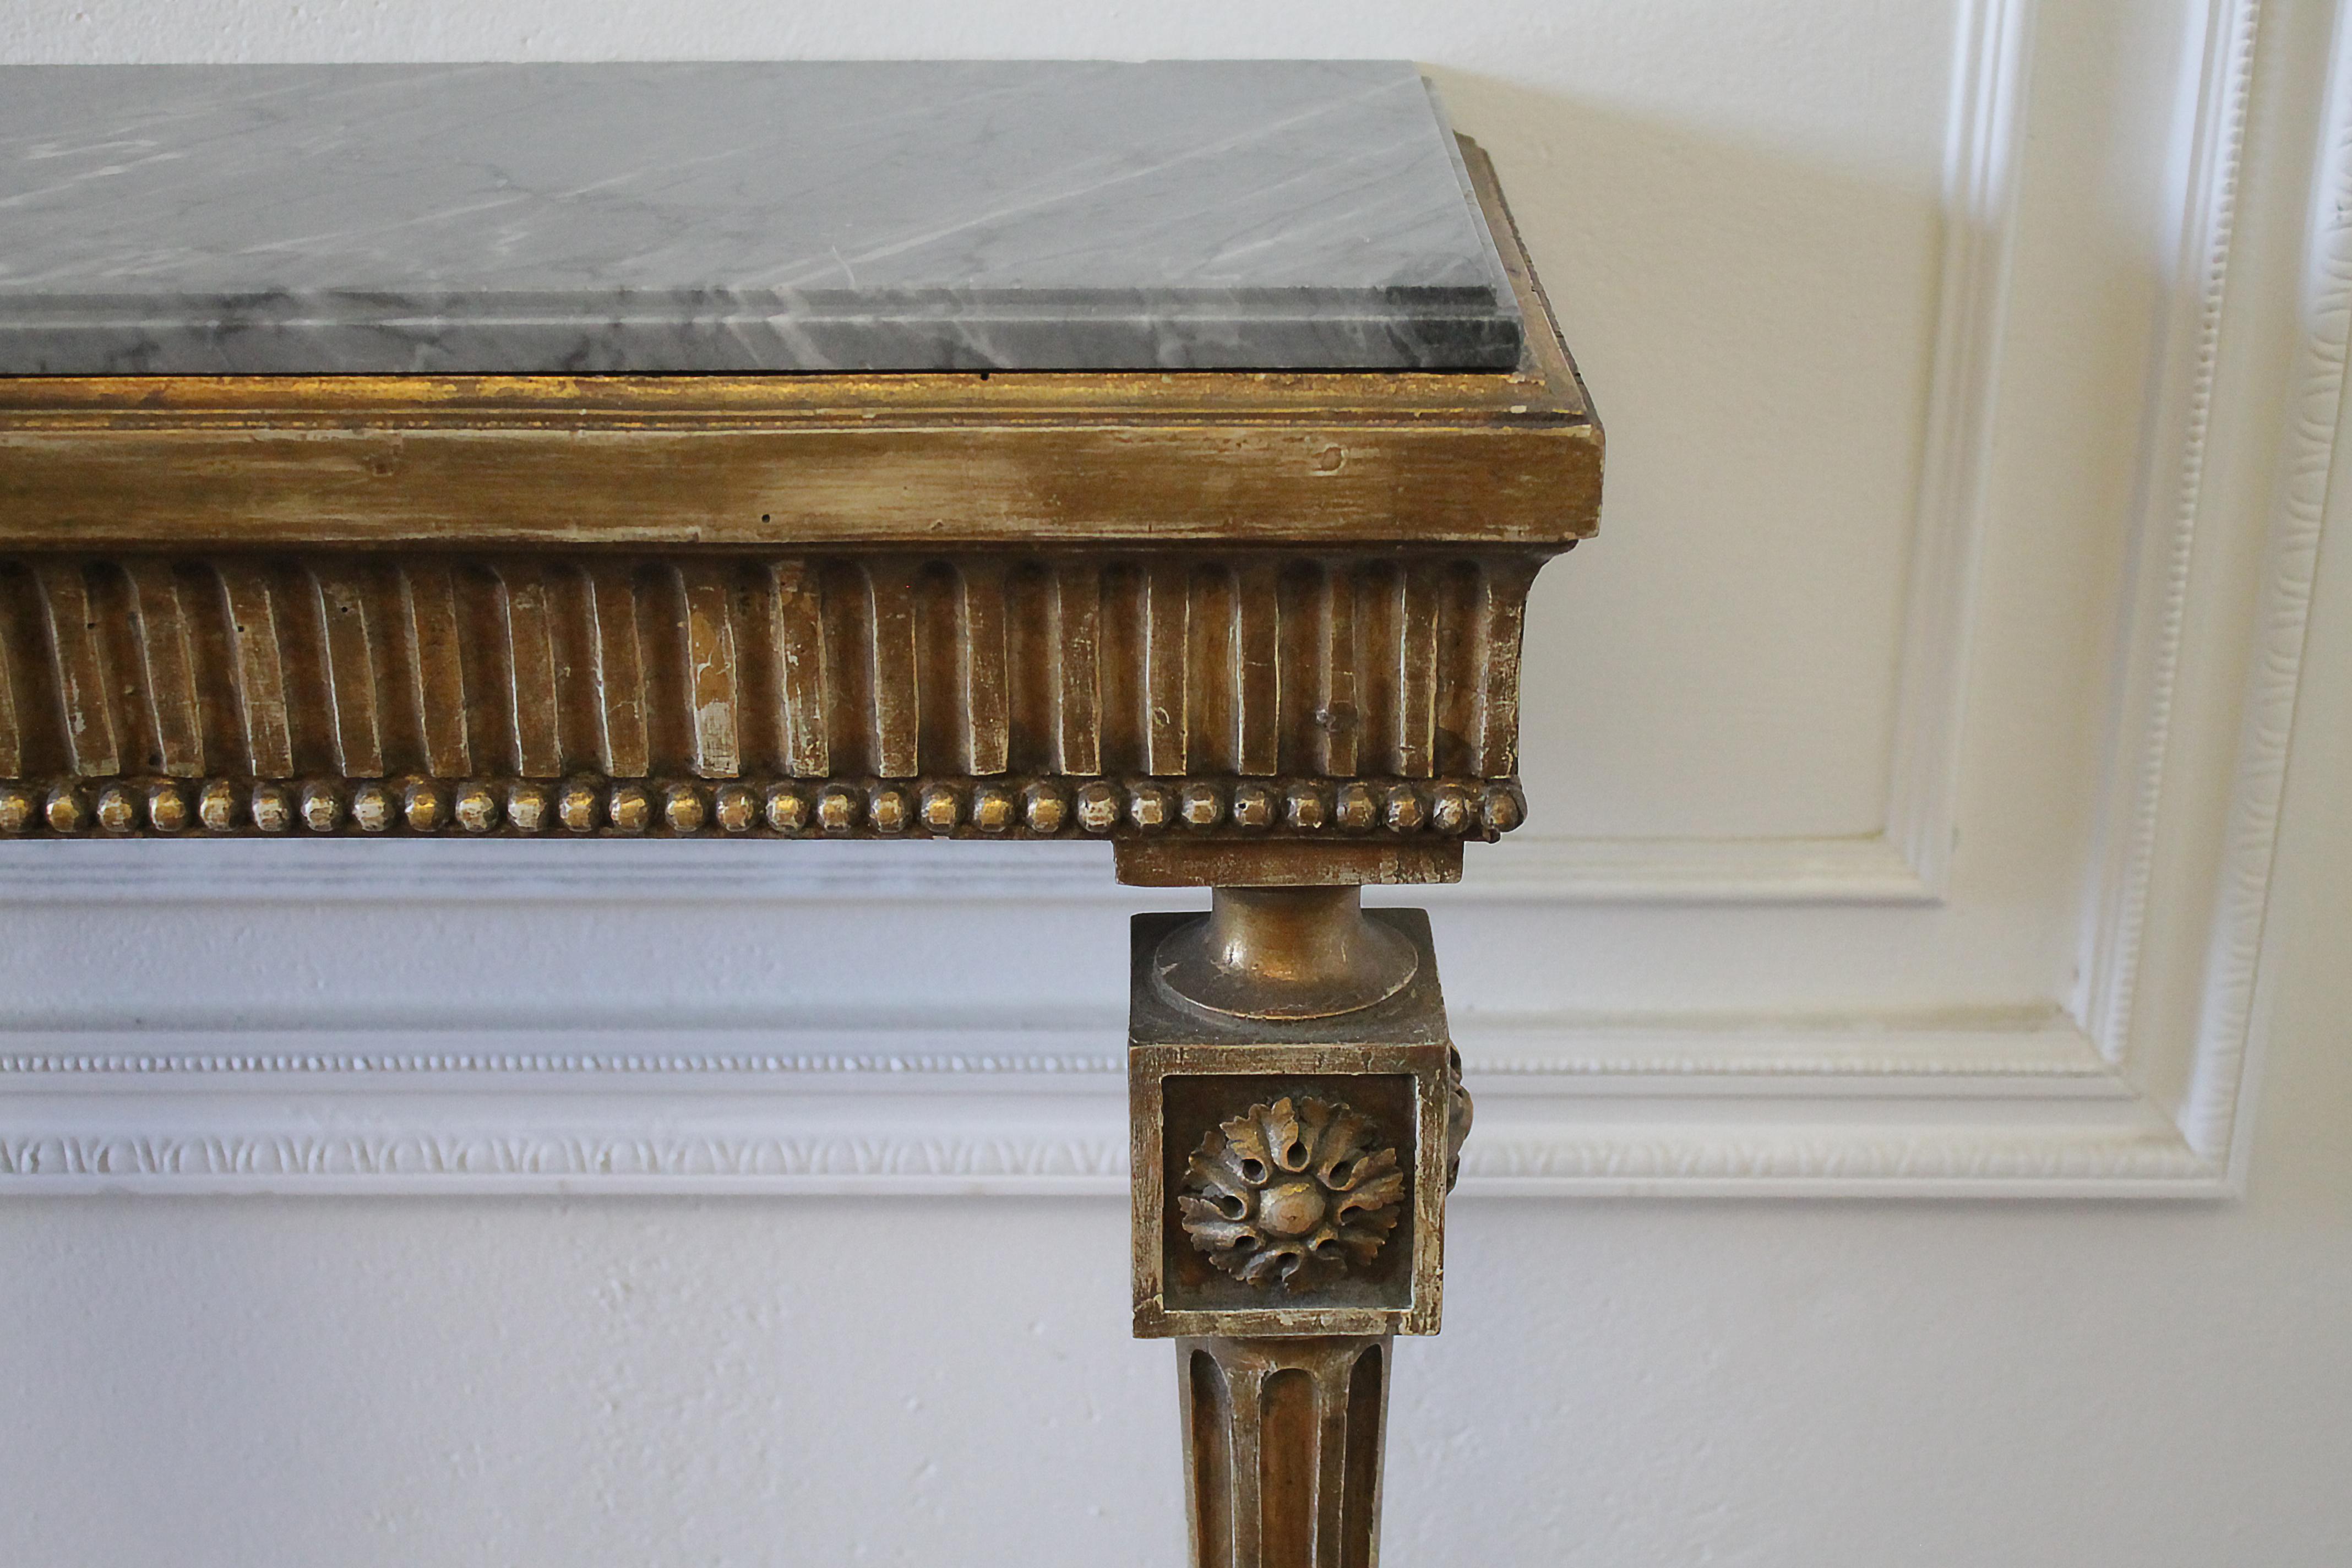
0,61 -> 1523,375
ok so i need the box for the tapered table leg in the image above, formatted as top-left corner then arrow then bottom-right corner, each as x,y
1128,878 -> 1468,1568
1179,1334 -> 1391,1568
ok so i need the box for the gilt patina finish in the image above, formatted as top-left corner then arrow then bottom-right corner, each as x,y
0,150 -> 1589,851
0,133 -> 1597,1568
1179,1095 -> 1409,1292
1180,1333 -> 1393,1568
1130,893 -> 1464,1565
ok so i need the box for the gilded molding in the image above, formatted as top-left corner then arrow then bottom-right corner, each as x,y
0,140 -> 1589,867
0,549 -> 1539,840
0,771 -> 1522,841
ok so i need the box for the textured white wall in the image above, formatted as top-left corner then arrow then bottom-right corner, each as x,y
6,910 -> 2351,1567
4,3 -> 2351,1565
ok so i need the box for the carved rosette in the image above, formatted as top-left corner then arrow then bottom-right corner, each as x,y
1445,1046 -> 1474,1193
1179,1096 -> 1404,1291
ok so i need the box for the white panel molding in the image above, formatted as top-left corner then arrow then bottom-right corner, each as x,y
1883,0 -> 2038,901
2076,0 -> 2344,1194
1,0 -> 2339,1197
1,1010 -> 2209,1199
2176,0 -> 2349,1179
1449,832 -> 1936,903
2079,0 -> 2269,1066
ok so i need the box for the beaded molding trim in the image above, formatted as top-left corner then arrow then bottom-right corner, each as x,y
0,774 -> 1526,840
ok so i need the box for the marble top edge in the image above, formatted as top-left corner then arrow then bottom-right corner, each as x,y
1,284 -> 1511,315
0,61 -> 1526,375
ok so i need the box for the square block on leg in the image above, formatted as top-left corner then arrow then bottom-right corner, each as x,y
1129,910 -> 1451,1340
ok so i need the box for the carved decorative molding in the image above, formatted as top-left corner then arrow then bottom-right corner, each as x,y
0,549 -> 1540,841
2082,0 -> 2270,1070
0,1121 -> 2208,1193
0,137 -> 1592,866
0,771 -> 1523,841
0,1015 -> 2219,1197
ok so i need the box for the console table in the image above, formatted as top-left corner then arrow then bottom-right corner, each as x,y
0,61 -> 1601,1566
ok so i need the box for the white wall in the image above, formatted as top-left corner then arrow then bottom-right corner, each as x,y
4,2 -> 2350,1564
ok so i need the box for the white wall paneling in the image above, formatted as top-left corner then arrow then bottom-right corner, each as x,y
1,0 -> 2343,1197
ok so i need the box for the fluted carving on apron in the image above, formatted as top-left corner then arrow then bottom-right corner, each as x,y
0,552 -> 1540,840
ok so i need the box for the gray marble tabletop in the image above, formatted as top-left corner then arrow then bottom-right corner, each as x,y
0,61 -> 1523,375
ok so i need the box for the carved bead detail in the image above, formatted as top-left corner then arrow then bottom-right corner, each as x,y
815,785 -> 860,835
1283,781 -> 1329,832
867,783 -> 910,835
557,780 -> 601,834
971,783 -> 1017,834
508,783 -> 552,834
197,780 -> 239,833
1129,782 -> 1173,831
402,780 -> 446,833
764,785 -> 809,834
608,784 -> 651,835
351,782 -> 394,834
1180,1097 -> 1405,1292
712,784 -> 756,834
94,783 -> 139,834
453,782 -> 500,834
0,772 -> 1525,836
918,782 -> 962,834
1428,783 -> 1474,837
662,784 -> 706,834
249,783 -> 293,834
1076,780 -> 1122,833
1381,783 -> 1424,834
1480,782 -> 1526,835
146,783 -> 190,834
300,782 -> 344,834
1023,781 -> 1068,835
43,786 -> 86,834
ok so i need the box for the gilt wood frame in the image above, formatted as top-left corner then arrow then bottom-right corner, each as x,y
0,145 -> 1591,857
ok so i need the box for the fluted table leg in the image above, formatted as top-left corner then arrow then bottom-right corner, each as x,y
1128,876 -> 1466,1568
1180,1335 -> 1392,1568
